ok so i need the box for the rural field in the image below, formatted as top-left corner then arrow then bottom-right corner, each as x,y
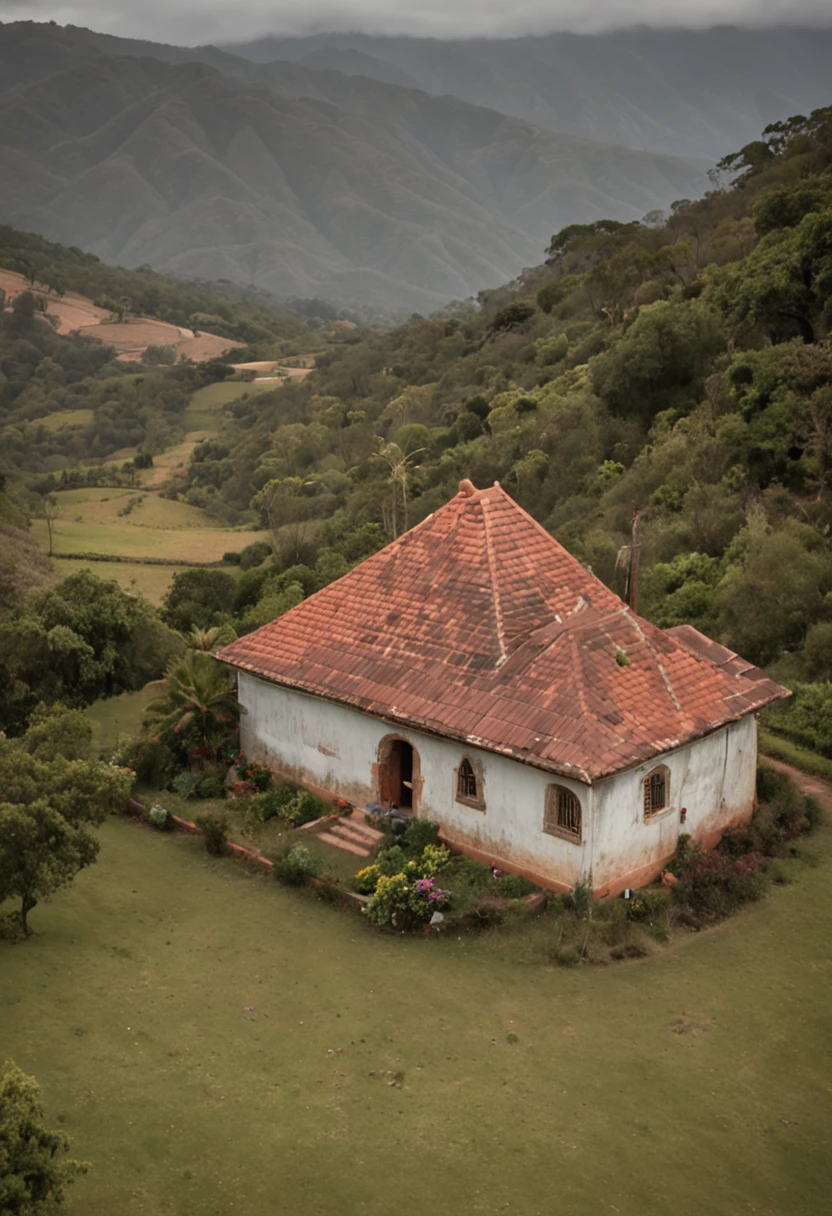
49,558 -> 192,605
35,378 -> 278,600
2,799 -> 830,1216
33,488 -> 266,563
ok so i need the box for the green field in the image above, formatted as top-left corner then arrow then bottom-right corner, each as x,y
84,684 -> 163,757
2,806 -> 831,1216
33,487 -> 267,563
184,381 -> 273,431
39,408 -> 95,431
51,557 -> 190,605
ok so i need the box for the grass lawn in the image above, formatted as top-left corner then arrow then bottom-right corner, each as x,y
84,685 -> 163,757
51,557 -> 190,605
2,812 -> 831,1216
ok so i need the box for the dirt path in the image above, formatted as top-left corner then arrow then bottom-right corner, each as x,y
760,754 -> 832,807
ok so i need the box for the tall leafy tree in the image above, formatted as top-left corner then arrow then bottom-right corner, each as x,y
0,1061 -> 89,1212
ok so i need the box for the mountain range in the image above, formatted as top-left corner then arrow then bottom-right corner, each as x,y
223,26 -> 832,160
0,21 -> 830,312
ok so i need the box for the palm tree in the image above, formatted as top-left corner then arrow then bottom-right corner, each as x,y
178,624 -> 237,652
146,652 -> 243,752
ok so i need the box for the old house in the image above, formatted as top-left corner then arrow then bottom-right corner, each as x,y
218,480 -> 788,895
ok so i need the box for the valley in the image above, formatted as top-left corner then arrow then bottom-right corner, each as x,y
2,15 -> 832,1216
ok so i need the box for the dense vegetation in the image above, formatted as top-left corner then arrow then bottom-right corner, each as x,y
158,107 -> 832,746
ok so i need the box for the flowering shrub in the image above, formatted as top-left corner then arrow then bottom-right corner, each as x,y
233,754 -> 272,794
353,864 -> 382,895
673,849 -> 768,925
364,872 -> 450,930
420,844 -> 451,876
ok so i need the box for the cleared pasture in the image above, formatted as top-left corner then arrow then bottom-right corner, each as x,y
50,557 -> 190,605
1,803 -> 830,1216
33,487 -> 266,562
39,408 -> 95,431
183,380 -> 273,431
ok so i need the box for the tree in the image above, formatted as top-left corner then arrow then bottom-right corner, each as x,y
0,802 -> 99,934
162,569 -> 237,633
37,493 -> 58,558
146,651 -> 242,753
20,703 -> 92,762
0,1061 -> 89,1211
372,441 -> 424,537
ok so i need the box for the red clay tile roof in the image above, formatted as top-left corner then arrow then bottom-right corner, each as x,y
218,481 -> 789,783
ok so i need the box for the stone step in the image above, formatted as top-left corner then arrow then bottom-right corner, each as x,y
317,831 -> 371,858
333,817 -> 381,846
347,812 -> 385,842
332,821 -> 380,848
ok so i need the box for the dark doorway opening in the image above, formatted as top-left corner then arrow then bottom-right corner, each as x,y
380,738 -> 415,810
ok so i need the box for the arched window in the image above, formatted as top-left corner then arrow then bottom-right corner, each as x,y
643,766 -> 670,819
455,756 -> 485,809
544,785 -> 582,843
457,758 -> 477,800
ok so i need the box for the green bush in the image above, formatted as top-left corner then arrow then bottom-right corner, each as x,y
170,771 -> 201,799
248,789 -> 283,823
495,873 -> 538,899
624,888 -> 669,923
271,843 -> 324,886
115,737 -> 176,786
147,803 -> 170,830
196,773 -> 225,800
196,813 -> 228,856
403,818 -> 441,852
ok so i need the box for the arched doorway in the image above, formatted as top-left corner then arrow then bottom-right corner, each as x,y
378,737 -> 417,811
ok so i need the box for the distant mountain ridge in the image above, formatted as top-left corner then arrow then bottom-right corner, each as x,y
221,26 -> 832,159
0,21 -> 710,313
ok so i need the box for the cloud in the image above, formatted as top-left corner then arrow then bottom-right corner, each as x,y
2,0 -> 832,44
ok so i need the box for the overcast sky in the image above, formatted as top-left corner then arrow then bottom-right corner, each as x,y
2,1 -> 832,44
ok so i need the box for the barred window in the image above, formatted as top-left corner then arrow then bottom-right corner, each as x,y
544,785 -> 582,842
643,767 -> 670,818
457,757 -> 478,801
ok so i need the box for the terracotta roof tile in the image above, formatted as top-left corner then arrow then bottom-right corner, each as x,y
219,482 -> 790,783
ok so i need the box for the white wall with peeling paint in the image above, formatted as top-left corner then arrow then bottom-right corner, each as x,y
238,672 -> 759,894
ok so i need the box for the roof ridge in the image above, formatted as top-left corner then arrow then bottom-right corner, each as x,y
480,490 -> 508,667
625,609 -> 683,713
483,481 -> 626,609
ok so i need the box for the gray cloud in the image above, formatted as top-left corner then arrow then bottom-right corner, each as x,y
2,1 -> 832,44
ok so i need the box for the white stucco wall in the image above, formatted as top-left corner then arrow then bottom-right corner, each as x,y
238,672 -> 759,894
238,673 -> 590,888
590,713 -> 758,892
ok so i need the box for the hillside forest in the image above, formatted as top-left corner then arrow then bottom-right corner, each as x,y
3,107 -> 832,764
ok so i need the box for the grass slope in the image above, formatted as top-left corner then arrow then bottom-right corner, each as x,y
33,486 -> 266,563
50,558 -> 190,605
1,813 -> 830,1216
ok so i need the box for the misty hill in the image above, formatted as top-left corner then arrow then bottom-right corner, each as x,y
0,21 -> 707,313
223,26 -> 832,160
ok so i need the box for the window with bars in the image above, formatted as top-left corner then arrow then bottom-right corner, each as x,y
457,758 -> 484,807
544,785 -> 582,842
643,767 -> 670,818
